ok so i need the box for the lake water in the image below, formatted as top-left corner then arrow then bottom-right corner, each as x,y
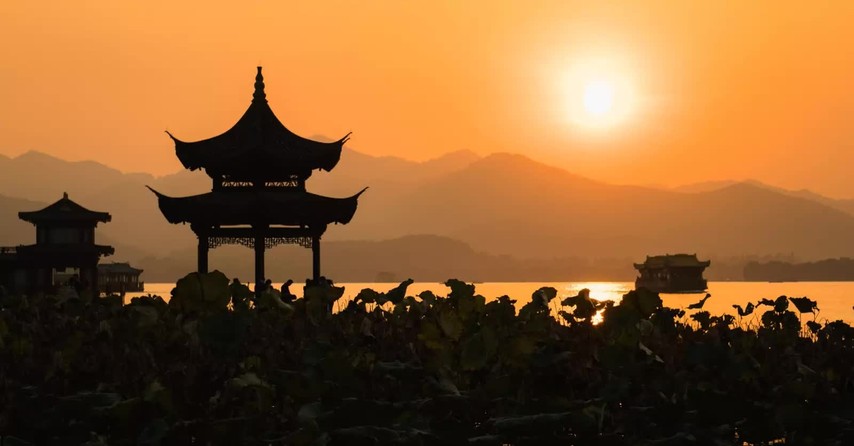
129,281 -> 854,324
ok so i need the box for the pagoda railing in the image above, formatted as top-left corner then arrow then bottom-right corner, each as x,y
208,235 -> 312,249
221,181 -> 254,188
201,226 -> 322,251
264,180 -> 301,188
217,178 -> 304,189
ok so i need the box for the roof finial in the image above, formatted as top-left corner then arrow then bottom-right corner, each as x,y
253,66 -> 266,103
63,192 -> 68,199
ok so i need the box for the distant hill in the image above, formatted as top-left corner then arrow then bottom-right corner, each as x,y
672,180 -> 740,194
0,194 -> 44,246
0,151 -> 203,255
744,258 -> 854,282
675,179 -> 854,217
0,149 -> 481,258
313,148 -> 481,193
5,149 -> 854,281
136,234 -> 636,283
383,153 -> 854,259
0,151 -> 155,202
0,193 -> 163,265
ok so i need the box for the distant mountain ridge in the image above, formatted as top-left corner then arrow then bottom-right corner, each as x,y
0,151 -> 156,202
0,148 -> 482,256
3,149 -> 854,281
673,179 -> 854,217
383,155 -> 854,259
135,234 -> 637,283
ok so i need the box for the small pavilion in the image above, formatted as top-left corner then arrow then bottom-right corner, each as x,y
149,67 -> 365,293
98,262 -> 144,294
634,254 -> 710,293
10,193 -> 114,293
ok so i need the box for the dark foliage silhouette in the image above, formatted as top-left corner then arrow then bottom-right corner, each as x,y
0,272 -> 853,444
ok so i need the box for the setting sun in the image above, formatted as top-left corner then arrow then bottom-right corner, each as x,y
583,80 -> 616,117
571,75 -> 634,130
561,57 -> 637,132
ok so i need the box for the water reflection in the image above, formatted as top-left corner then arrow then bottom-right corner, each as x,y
562,282 -> 631,302
127,281 -> 853,324
557,282 -> 632,324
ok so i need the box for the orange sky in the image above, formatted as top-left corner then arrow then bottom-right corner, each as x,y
1,1 -> 853,196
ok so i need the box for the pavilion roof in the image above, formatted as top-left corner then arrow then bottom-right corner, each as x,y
99,262 -> 143,274
146,186 -> 367,227
18,193 -> 111,225
166,67 -> 349,181
634,254 -> 710,269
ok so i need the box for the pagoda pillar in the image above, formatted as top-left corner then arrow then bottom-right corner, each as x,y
32,267 -> 46,292
45,267 -> 54,290
311,234 -> 321,282
197,234 -> 209,274
88,259 -> 99,296
254,234 -> 265,296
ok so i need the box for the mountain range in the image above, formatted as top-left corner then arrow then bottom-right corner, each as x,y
2,149 -> 854,282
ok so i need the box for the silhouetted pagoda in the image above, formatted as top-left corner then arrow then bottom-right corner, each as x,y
99,262 -> 144,294
634,254 -> 710,293
149,67 -> 365,293
1,193 -> 114,294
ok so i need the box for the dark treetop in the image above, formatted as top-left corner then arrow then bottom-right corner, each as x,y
166,67 -> 350,183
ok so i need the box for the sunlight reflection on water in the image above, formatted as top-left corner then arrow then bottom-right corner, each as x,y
558,282 -> 633,324
128,281 -> 635,324
128,281 -> 853,324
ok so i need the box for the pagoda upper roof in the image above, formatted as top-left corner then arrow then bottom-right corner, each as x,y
18,193 -> 111,225
146,186 -> 367,227
166,67 -> 349,181
634,254 -> 710,270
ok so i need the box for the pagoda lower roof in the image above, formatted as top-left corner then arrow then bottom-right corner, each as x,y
19,193 -> 111,225
147,187 -> 367,227
167,67 -> 348,180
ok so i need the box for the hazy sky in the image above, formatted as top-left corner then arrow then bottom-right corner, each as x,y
1,1 -> 853,196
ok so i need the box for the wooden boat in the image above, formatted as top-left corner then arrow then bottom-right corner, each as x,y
634,254 -> 709,293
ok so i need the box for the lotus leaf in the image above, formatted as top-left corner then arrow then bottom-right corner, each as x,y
444,279 -> 475,302
1,278 -> 852,444
438,309 -> 463,340
169,271 -> 230,314
687,293 -> 712,310
789,296 -> 818,314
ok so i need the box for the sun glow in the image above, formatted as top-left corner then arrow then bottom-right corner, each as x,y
583,80 -> 615,116
562,58 -> 637,131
